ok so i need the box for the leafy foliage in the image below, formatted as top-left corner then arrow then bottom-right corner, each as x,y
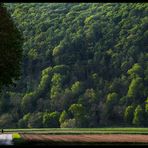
0,3 -> 148,127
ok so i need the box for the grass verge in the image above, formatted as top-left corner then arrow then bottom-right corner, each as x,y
12,133 -> 25,145
4,128 -> 148,135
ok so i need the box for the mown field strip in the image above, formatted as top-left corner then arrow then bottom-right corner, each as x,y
5,128 -> 148,131
4,128 -> 148,135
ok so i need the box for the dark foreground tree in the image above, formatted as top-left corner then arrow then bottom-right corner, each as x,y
0,3 -> 23,89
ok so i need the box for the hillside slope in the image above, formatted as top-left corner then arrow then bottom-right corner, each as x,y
0,3 -> 148,128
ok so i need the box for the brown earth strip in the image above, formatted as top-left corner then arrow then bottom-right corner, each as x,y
20,134 -> 148,143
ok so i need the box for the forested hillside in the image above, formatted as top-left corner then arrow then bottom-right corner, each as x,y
0,3 -> 148,128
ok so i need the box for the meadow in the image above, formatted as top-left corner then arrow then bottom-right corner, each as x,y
4,127 -> 148,135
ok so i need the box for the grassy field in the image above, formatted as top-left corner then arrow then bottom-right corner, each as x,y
4,128 -> 148,135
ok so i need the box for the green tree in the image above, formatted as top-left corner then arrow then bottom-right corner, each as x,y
60,119 -> 76,128
50,73 -> 63,111
124,105 -> 134,124
59,110 -> 68,124
28,112 -> 43,128
0,113 -> 15,128
50,73 -> 63,99
43,111 -> 60,128
106,92 -> 118,110
71,81 -> 82,95
104,92 -> 119,124
145,97 -> 148,113
18,113 -> 31,128
132,105 -> 144,126
21,92 -> 36,113
127,76 -> 144,100
68,103 -> 86,127
127,63 -> 143,78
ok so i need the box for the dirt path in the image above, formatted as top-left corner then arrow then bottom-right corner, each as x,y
20,134 -> 148,143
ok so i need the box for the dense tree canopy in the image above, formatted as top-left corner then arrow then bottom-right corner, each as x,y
0,4 -> 23,89
0,3 -> 148,128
